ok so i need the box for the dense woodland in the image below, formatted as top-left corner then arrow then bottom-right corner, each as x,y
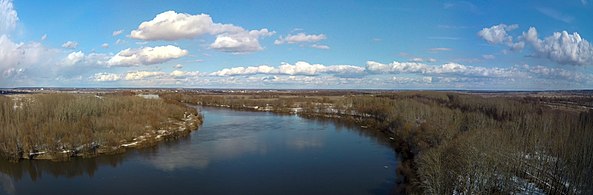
0,93 -> 201,161
162,91 -> 593,194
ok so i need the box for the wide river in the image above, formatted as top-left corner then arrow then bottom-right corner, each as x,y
0,106 -> 399,194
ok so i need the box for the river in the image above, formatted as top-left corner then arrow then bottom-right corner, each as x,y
0,106 -> 399,194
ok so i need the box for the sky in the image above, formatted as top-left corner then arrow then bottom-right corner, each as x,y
1,0 -> 593,90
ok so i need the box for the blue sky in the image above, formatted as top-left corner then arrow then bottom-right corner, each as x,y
1,0 -> 592,89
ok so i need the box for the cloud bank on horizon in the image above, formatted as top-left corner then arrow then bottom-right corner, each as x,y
1,0 -> 592,89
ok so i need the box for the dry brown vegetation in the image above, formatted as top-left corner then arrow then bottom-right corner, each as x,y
162,91 -> 593,194
0,93 -> 201,161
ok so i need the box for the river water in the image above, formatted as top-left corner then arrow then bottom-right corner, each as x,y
0,106 -> 398,194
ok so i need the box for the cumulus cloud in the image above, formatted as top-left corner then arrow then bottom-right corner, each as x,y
130,11 -> 274,53
63,51 -> 85,65
366,61 -> 520,78
210,61 -> 365,77
173,64 -> 183,69
210,65 -> 275,76
0,2 -> 64,85
40,34 -> 47,41
91,72 -> 121,82
61,41 -> 78,49
0,0 -> 18,34
278,62 -> 331,75
112,29 -> 124,36
274,33 -> 327,44
478,24 -> 593,65
107,45 -> 188,66
124,71 -> 166,80
59,51 -> 110,67
526,64 -> 592,82
170,70 -> 200,78
478,24 -> 518,44
101,43 -> 109,48
209,29 -> 274,53
130,11 -> 242,41
0,35 -> 50,76
522,27 -> 593,66
90,70 -> 201,83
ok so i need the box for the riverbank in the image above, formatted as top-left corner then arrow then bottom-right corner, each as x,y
0,93 -> 203,161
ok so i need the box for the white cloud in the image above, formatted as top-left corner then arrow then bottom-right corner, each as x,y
61,41 -> 78,49
210,65 -> 276,76
411,57 -> 437,63
522,27 -> 593,66
478,25 -> 593,65
107,45 -> 188,66
173,64 -> 183,69
91,72 -> 121,82
366,61 -> 520,78
40,34 -> 47,41
63,51 -> 85,65
124,71 -> 166,80
59,51 -> 110,67
391,76 -> 433,84
209,29 -> 274,53
311,44 -> 330,49
210,61 -> 365,77
526,64 -> 593,82
274,33 -> 327,45
478,24 -> 518,44
0,0 -> 18,34
115,39 -> 123,45
90,70 -> 201,83
278,62 -> 329,75
130,11 -> 242,41
170,70 -> 200,78
319,64 -> 366,76
0,35 -> 49,75
101,43 -> 109,48
366,61 -> 429,74
130,11 -> 274,54
112,29 -> 124,36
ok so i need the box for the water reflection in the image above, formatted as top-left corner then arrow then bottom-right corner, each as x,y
0,154 -> 126,182
0,172 -> 14,195
143,135 -> 269,171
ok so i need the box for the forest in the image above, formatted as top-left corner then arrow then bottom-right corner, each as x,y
161,91 -> 593,194
0,93 -> 202,161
